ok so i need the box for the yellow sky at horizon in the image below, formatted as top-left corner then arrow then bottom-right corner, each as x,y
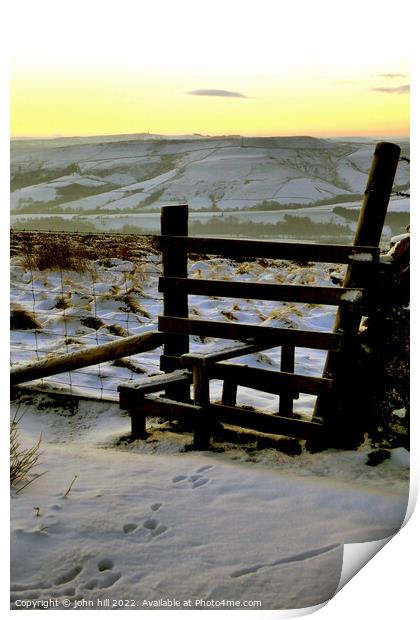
10,68 -> 409,139
10,57 -> 409,139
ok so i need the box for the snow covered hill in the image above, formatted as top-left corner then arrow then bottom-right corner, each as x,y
11,135 -> 410,238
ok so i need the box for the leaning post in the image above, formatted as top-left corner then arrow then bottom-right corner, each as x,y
314,141 -> 401,448
160,204 -> 190,400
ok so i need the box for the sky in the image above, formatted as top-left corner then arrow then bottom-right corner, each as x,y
8,0 -> 411,139
10,62 -> 409,138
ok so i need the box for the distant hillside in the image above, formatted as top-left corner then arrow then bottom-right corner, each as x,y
10,135 -> 410,237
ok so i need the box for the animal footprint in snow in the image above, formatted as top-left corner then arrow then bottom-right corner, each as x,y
54,565 -> 83,586
172,466 -> 213,489
143,517 -> 168,537
172,475 -> 187,483
191,477 -> 209,488
123,518 -> 167,541
196,465 -> 213,473
82,558 -> 120,591
123,523 -> 138,534
150,503 -> 162,512
97,558 -> 114,572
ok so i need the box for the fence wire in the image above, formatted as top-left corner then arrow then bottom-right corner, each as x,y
10,231 -> 164,400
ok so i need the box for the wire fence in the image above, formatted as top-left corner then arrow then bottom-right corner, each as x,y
10,230 -> 164,400
10,228 -> 350,404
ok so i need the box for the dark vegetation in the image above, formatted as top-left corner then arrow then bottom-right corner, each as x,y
11,230 -> 160,269
11,163 -> 80,191
333,206 -> 409,236
246,194 -> 363,211
11,213 -> 354,242
10,306 -> 41,330
190,215 -> 353,241
21,235 -> 91,272
13,188 -> 165,215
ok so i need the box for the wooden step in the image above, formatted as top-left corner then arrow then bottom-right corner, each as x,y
118,369 -> 192,402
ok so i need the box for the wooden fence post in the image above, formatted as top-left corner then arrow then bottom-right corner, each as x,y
160,205 -> 190,400
313,141 -> 401,448
279,345 -> 295,417
192,362 -> 211,450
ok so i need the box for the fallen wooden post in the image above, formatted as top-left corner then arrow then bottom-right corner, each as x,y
10,331 -> 165,386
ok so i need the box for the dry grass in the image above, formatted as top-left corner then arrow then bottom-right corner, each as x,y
10,305 -> 41,330
10,409 -> 42,488
22,236 -> 91,272
12,230 -> 160,263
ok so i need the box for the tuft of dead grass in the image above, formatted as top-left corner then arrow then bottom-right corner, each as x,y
22,236 -> 91,272
80,316 -> 105,330
10,305 -> 41,330
10,409 -> 42,488
107,323 -> 129,337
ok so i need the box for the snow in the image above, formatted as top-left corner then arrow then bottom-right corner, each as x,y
45,174 -> 108,189
273,178 -> 350,204
11,136 -> 410,218
350,252 -> 375,263
10,396 -> 409,611
386,198 -> 410,213
336,160 -> 368,193
342,197 -> 409,213
121,169 -> 179,193
339,290 -> 363,303
10,244 -> 410,610
11,186 -> 58,209
10,253 -> 340,411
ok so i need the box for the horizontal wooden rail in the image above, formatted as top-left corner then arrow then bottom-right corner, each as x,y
158,316 -> 342,351
180,341 -> 273,367
124,395 -> 323,441
10,331 -> 165,385
210,362 -> 333,395
159,235 -> 380,264
121,394 -> 201,419
159,277 -> 364,306
208,403 -> 323,440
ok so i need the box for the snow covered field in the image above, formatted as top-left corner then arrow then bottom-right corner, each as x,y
10,236 -> 341,413
10,395 -> 409,611
10,235 -> 410,611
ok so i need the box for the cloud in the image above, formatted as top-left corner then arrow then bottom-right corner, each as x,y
371,84 -> 410,94
377,73 -> 408,79
187,89 -> 249,98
